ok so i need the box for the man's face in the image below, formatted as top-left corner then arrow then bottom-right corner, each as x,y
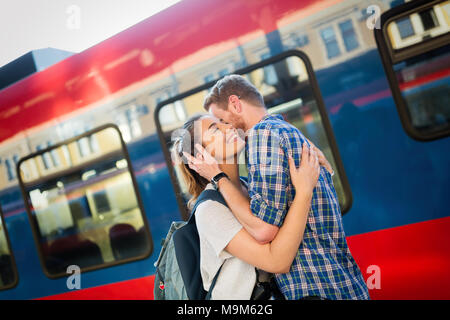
209,103 -> 246,131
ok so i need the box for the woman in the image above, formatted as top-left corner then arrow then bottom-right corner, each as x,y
172,113 -> 330,300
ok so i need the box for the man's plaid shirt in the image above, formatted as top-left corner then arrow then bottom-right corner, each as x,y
245,114 -> 369,300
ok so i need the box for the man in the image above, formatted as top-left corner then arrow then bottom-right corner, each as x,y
187,75 -> 369,300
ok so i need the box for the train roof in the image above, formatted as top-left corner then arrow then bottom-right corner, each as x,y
0,48 -> 74,91
0,0 -> 334,144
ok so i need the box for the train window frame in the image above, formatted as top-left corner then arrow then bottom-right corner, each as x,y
16,123 -> 153,279
154,50 -> 353,220
0,205 -> 19,291
374,0 -> 450,141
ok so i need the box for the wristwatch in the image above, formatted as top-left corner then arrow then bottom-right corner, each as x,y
211,172 -> 229,191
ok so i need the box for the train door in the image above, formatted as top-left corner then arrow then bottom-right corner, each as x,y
154,50 -> 352,218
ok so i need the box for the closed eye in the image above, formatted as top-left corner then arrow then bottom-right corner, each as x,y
208,123 -> 219,134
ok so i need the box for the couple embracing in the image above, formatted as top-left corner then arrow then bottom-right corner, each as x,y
172,75 -> 369,300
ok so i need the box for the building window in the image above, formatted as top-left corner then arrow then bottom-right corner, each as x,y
115,103 -> 147,142
77,137 -> 91,158
339,20 -> 359,52
261,53 -> 278,85
320,26 -> 341,59
419,8 -> 439,31
218,68 -> 229,78
295,34 -> 309,47
47,142 -> 60,167
204,74 -> 214,84
5,159 -> 15,181
37,144 -> 53,170
396,16 -> 415,39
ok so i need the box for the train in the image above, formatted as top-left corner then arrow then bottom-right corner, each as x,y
0,0 -> 449,300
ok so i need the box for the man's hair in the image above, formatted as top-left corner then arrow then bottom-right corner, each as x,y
203,74 -> 265,111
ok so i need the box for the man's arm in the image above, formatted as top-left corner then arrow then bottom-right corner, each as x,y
187,144 -> 279,244
216,177 -> 279,244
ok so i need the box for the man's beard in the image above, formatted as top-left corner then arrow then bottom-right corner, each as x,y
230,114 -> 246,131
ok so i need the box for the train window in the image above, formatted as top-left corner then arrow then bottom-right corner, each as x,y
0,205 -> 19,290
5,159 -> 16,181
320,26 -> 341,59
17,124 -> 153,278
375,0 -> 450,140
338,20 -> 360,52
155,50 -> 352,219
396,16 -> 415,40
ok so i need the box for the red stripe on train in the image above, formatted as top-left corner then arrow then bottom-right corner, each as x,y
38,216 -> 450,300
399,68 -> 450,92
38,275 -> 155,300
347,216 -> 450,300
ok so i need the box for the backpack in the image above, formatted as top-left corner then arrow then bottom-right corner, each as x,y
154,189 -> 227,300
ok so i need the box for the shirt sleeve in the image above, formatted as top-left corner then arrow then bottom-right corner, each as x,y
246,125 -> 292,227
195,200 -> 243,260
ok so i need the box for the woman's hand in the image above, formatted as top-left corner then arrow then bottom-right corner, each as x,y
288,144 -> 320,195
306,138 -> 334,175
183,143 -> 222,181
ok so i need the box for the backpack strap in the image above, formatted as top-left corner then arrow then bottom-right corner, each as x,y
191,189 -> 227,215
205,264 -> 223,300
188,180 -> 247,300
187,189 -> 227,226
190,177 -> 247,219
188,189 -> 227,299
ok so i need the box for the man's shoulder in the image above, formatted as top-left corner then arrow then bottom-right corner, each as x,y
249,116 -> 304,145
249,115 -> 297,137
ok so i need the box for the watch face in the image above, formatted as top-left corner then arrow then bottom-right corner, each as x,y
212,173 -> 227,191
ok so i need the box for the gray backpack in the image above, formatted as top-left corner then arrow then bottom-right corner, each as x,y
154,189 -> 226,300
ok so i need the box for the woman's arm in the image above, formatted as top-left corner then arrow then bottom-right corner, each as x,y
186,144 -> 279,244
306,138 -> 334,175
225,144 -> 320,273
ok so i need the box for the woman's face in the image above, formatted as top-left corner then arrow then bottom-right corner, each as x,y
198,116 -> 245,162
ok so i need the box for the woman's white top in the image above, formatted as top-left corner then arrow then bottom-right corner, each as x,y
195,183 -> 256,300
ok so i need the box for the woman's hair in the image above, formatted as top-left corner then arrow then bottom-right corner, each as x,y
171,114 -> 209,209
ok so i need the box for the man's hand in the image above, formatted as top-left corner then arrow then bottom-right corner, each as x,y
183,144 -> 222,181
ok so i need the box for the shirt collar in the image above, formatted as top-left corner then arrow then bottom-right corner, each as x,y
259,113 -> 283,123
245,113 -> 283,144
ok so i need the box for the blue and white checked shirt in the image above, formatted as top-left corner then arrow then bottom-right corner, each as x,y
245,114 -> 370,300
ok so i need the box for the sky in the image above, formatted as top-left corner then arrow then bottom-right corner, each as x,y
0,0 -> 181,68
